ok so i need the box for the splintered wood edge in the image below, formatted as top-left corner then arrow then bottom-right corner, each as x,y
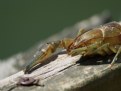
0,54 -> 81,89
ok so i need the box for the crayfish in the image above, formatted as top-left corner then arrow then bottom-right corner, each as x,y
24,21 -> 121,74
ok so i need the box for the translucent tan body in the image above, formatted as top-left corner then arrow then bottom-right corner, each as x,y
25,22 -> 121,74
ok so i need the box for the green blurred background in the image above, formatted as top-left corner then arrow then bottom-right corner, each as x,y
0,0 -> 121,59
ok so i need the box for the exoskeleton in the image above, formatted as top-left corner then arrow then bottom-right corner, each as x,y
25,22 -> 121,74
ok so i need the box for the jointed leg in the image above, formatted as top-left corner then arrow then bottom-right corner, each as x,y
70,42 -> 121,69
93,43 -> 110,56
110,46 -> 121,67
69,42 -> 102,56
69,43 -> 111,57
88,44 -> 121,68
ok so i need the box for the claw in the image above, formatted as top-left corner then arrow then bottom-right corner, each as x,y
24,39 -> 73,74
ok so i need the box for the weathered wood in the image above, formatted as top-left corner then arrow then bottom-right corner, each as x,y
1,55 -> 121,91
0,54 -> 81,91
0,11 -> 117,91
